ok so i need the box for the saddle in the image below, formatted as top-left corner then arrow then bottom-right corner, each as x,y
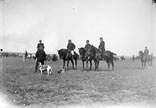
67,50 -> 74,55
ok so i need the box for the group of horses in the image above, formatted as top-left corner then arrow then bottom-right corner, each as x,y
58,45 -> 116,71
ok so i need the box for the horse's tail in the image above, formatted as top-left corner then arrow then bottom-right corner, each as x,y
106,50 -> 116,56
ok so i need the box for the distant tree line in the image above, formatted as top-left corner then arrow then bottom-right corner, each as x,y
0,51 -> 59,62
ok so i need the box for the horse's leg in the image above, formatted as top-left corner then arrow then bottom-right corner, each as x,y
148,60 -> 150,67
63,60 -> 65,69
82,61 -> 84,70
71,59 -> 74,69
111,60 -> 114,71
90,60 -> 92,70
108,60 -> 110,70
67,59 -> 69,70
94,60 -> 97,70
86,60 -> 88,69
75,59 -> 77,69
95,60 -> 99,71
144,61 -> 146,68
97,60 -> 100,69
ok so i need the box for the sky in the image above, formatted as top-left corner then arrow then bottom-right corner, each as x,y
0,0 -> 156,56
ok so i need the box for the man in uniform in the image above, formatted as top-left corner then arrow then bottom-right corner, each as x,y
34,40 -> 46,72
84,40 -> 91,51
25,50 -> 28,60
98,37 -> 105,60
37,40 -> 45,50
66,40 -> 76,59
144,46 -> 149,56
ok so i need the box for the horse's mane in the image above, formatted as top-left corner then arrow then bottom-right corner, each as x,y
90,45 -> 100,53
79,47 -> 85,51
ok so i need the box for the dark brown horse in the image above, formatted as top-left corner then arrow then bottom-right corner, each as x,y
89,45 -> 116,70
78,47 -> 95,70
58,49 -> 78,70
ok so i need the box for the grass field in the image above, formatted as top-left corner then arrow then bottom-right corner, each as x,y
0,57 -> 156,108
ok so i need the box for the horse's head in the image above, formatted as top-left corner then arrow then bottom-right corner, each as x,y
79,47 -> 87,60
73,51 -> 79,57
57,49 -> 67,59
139,51 -> 143,56
78,47 -> 86,56
84,45 -> 96,60
87,45 -> 98,56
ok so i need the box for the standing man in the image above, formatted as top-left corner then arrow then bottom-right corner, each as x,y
37,40 -> 45,50
84,40 -> 91,51
98,37 -> 105,60
66,39 -> 76,58
25,50 -> 28,61
34,40 -> 46,72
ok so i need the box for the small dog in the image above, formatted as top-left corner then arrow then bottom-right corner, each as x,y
58,68 -> 66,74
38,62 -> 53,75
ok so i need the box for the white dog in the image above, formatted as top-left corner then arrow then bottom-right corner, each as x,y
38,62 -> 53,75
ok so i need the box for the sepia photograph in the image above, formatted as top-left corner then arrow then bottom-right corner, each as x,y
0,0 -> 156,108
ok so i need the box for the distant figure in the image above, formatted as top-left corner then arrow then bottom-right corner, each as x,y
34,49 -> 46,72
132,55 -> 135,61
0,49 -> 3,58
37,40 -> 45,50
139,50 -> 152,68
120,56 -> 125,61
66,39 -> 76,59
98,37 -> 105,60
84,40 -> 91,51
24,50 -> 28,61
144,46 -> 149,56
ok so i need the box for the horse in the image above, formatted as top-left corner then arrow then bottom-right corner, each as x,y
139,51 -> 153,68
78,47 -> 94,70
57,49 -> 78,70
120,56 -> 125,61
89,45 -> 116,71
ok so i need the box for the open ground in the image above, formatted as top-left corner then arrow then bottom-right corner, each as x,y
0,57 -> 156,108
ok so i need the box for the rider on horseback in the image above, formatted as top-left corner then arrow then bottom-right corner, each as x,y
84,40 -> 92,51
144,46 -> 149,62
98,37 -> 105,60
84,40 -> 92,59
144,46 -> 149,56
66,40 -> 76,59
